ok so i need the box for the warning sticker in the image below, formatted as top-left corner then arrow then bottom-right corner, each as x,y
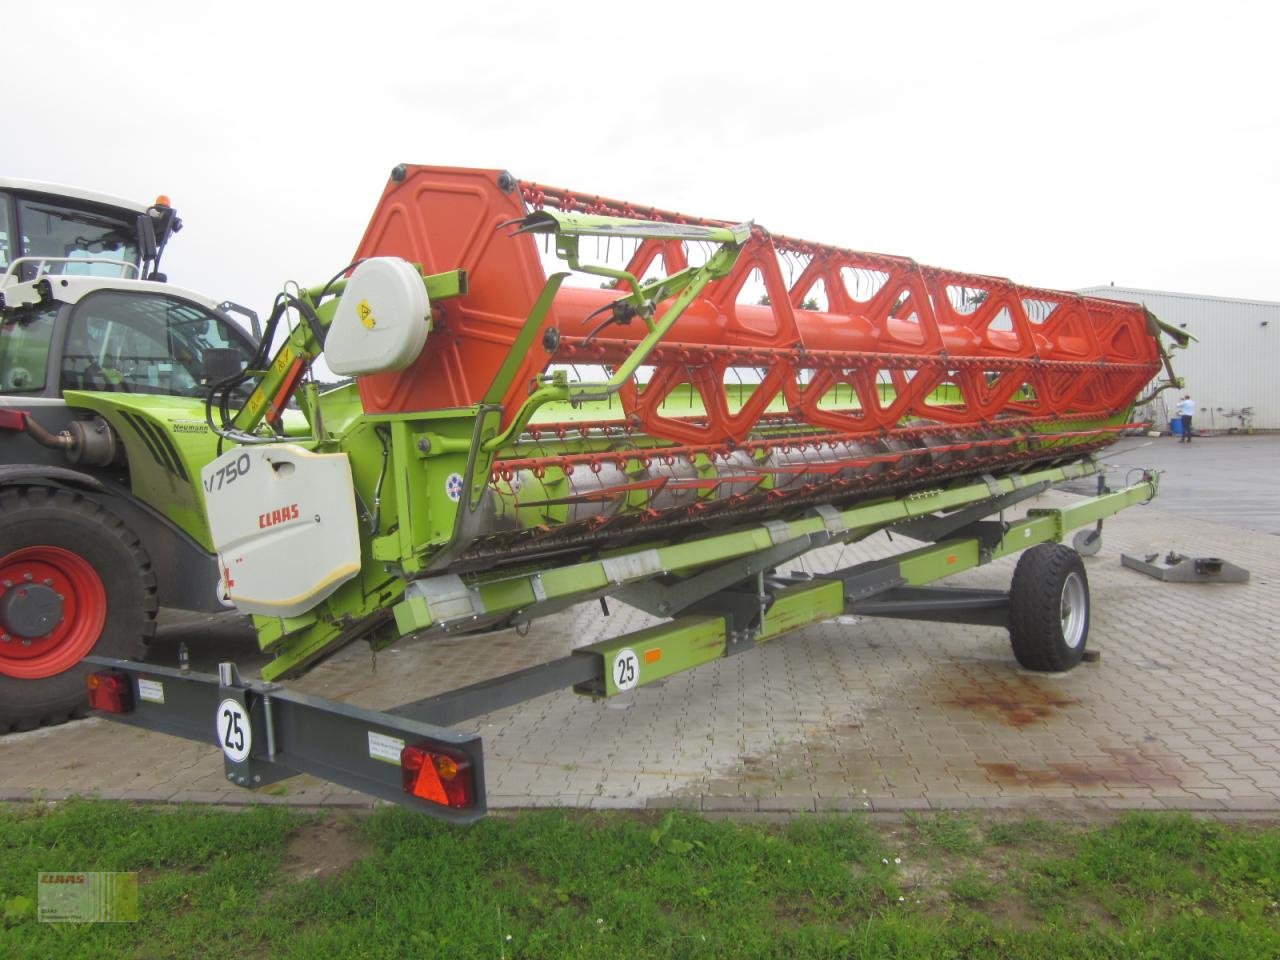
368,731 -> 405,765
357,299 -> 377,329
137,679 -> 164,704
272,343 -> 295,373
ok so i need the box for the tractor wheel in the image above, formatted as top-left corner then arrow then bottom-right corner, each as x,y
0,487 -> 157,731
1008,542 -> 1090,673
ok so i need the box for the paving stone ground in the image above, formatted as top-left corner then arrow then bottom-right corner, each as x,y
2,447 -> 1277,815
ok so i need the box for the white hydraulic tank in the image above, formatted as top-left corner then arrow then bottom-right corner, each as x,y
325,257 -> 431,376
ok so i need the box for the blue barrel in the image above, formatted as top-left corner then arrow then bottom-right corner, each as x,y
1170,417 -> 1183,436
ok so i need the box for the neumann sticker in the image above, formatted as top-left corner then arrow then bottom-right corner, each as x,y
137,679 -> 164,704
38,872 -> 139,923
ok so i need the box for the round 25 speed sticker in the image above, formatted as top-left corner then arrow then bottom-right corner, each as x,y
216,698 -> 252,763
612,648 -> 639,692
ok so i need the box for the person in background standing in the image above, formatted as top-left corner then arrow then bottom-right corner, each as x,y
1177,394 -> 1195,443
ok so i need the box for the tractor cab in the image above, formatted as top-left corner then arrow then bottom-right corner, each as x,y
0,276 -> 258,398
0,180 -> 258,400
0,178 -> 181,287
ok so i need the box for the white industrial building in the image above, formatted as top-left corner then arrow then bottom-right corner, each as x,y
1077,286 -> 1280,432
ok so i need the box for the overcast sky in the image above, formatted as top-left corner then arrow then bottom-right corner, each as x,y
10,0 -> 1278,314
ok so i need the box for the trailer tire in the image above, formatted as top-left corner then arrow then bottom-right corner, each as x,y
0,487 -> 157,732
1008,543 -> 1089,673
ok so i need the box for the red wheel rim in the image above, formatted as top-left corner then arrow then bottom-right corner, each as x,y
0,546 -> 106,680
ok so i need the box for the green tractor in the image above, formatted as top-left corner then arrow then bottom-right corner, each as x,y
0,179 -> 259,730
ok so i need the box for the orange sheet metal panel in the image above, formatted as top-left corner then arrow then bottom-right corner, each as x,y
352,166 -> 549,418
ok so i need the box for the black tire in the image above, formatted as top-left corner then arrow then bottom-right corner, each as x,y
0,487 -> 157,732
1008,542 -> 1090,673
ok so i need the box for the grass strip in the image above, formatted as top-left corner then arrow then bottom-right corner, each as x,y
0,801 -> 1277,959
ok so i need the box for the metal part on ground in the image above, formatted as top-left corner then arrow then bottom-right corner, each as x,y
1121,552 -> 1250,583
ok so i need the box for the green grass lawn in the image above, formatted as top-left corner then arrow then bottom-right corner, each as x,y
1,801 -> 1277,959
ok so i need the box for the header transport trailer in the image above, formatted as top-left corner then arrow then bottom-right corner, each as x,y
10,166 -> 1185,820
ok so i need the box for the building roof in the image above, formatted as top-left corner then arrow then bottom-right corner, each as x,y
1078,285 -> 1279,309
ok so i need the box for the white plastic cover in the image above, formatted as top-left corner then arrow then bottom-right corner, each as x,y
326,257 -> 430,376
202,444 -> 361,618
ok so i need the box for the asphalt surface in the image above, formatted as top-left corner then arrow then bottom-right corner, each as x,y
1062,432 -> 1280,535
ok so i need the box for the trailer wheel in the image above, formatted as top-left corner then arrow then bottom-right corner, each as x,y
1072,527 -> 1102,557
1008,543 -> 1090,672
0,487 -> 157,732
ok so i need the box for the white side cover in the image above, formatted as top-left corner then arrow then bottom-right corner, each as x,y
202,444 -> 361,618
326,257 -> 430,376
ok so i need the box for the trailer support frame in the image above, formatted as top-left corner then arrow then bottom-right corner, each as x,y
86,465 -> 1156,821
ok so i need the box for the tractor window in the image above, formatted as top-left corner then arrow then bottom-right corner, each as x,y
15,198 -> 139,279
61,291 -> 256,397
0,303 -> 57,393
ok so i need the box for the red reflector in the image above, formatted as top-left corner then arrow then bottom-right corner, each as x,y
401,743 -> 474,809
86,670 -> 135,714
0,409 -> 28,432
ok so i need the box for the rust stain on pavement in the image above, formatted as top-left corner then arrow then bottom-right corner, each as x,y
936,671 -> 1079,728
981,746 -> 1184,790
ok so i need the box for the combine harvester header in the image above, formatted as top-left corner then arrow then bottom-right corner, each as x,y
87,165 -> 1186,820
353,168 -> 1177,564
